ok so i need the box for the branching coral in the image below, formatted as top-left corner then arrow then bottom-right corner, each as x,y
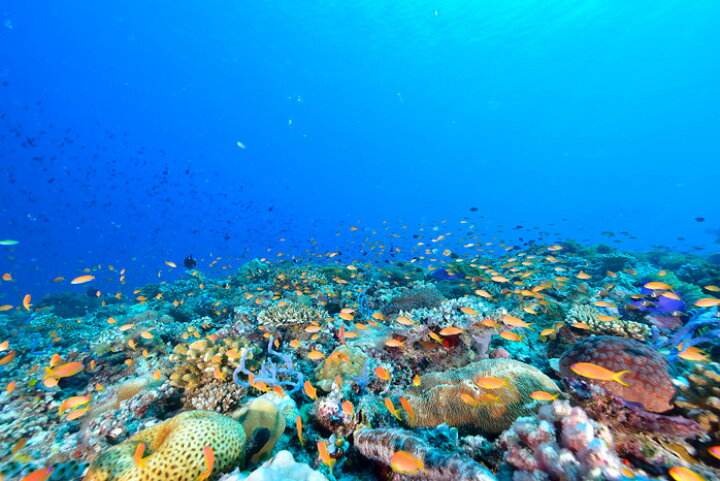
354,428 -> 497,481
403,359 -> 561,434
256,302 -> 328,339
567,304 -> 650,341
674,361 -> 720,440
559,335 -> 675,413
233,336 -> 304,394
169,336 -> 251,390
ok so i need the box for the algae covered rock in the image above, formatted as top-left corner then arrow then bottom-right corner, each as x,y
403,358 -> 561,434
84,410 -> 247,481
314,344 -> 369,391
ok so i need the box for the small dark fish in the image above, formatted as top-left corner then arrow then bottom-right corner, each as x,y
470,207 -> 478,212
695,217 -> 705,222
184,255 -> 197,269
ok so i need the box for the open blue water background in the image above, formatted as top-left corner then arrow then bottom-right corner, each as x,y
1,0 -> 719,299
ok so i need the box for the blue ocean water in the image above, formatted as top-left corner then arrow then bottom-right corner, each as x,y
1,0 -> 720,296
2,3 -> 720,480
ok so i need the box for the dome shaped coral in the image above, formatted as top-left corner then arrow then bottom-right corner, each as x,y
559,335 -> 675,413
84,411 -> 247,481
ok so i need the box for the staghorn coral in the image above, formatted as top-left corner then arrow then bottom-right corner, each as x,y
354,428 -> 497,481
169,336 -> 251,390
567,304 -> 650,341
403,359 -> 561,434
496,400 -> 626,481
257,302 -> 328,329
559,335 -> 674,413
84,411 -> 247,481
674,361 -> 720,439
314,344 -> 369,391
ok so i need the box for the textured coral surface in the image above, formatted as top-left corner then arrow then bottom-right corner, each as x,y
559,335 -> 675,413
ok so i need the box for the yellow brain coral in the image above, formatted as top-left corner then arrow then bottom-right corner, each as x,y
403,358 -> 561,434
84,411 -> 247,481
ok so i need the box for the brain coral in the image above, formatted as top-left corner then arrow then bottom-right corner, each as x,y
558,335 -> 675,413
84,411 -> 247,481
403,358 -> 561,434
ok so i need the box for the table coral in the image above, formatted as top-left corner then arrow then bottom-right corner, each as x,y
83,411 -> 247,481
496,400 -> 626,481
403,359 -> 561,434
354,427 -> 497,481
559,335 -> 674,413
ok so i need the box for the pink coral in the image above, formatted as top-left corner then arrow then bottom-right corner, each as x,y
496,401 -> 625,481
558,335 -> 674,413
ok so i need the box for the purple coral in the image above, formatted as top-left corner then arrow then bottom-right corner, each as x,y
558,335 -> 675,413
496,401 -> 625,481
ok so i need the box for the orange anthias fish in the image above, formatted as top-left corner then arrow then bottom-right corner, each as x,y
20,467 -> 55,481
695,298 -> 720,307
303,380 -> 317,400
475,377 -> 509,389
530,391 -> 560,401
375,366 -> 391,381
70,275 -> 95,285
44,362 -> 84,382
384,397 -> 402,421
707,446 -> 720,460
390,450 -> 424,475
134,442 -> 148,469
317,440 -> 335,473
668,466 -> 706,481
399,397 -> 414,424
196,446 -> 214,481
341,400 -> 354,417
58,395 -> 91,414
570,362 -> 629,386
0,350 -> 17,366
296,415 -> 304,446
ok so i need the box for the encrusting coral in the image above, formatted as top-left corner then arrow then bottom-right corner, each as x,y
495,401 -> 626,481
314,344 -> 369,391
83,411 -> 247,481
558,335 -> 675,413
354,427 -> 497,481
403,359 -> 561,434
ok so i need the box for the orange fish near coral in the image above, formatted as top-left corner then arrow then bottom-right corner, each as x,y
44,361 -> 83,380
695,298 -> 720,307
668,466 -> 706,481
134,442 -> 148,469
707,446 -> 720,460
296,415 -> 304,446
20,467 -> 54,481
530,391 -> 559,401
475,377 -> 509,389
0,350 -> 16,366
303,381 -> 317,400
317,440 -> 335,473
375,366 -> 391,381
390,450 -> 424,475
570,362 -> 629,386
196,446 -> 214,481
384,397 -> 402,421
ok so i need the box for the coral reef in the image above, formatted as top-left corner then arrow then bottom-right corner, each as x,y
496,401 -> 626,481
381,282 -> 445,314
403,359 -> 561,434
354,427 -> 497,481
170,336 -> 251,390
235,397 -> 286,465
314,344 -> 369,391
674,361 -> 720,441
84,411 -> 247,481
256,302 -> 328,338
567,303 -> 650,341
559,335 -> 675,413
